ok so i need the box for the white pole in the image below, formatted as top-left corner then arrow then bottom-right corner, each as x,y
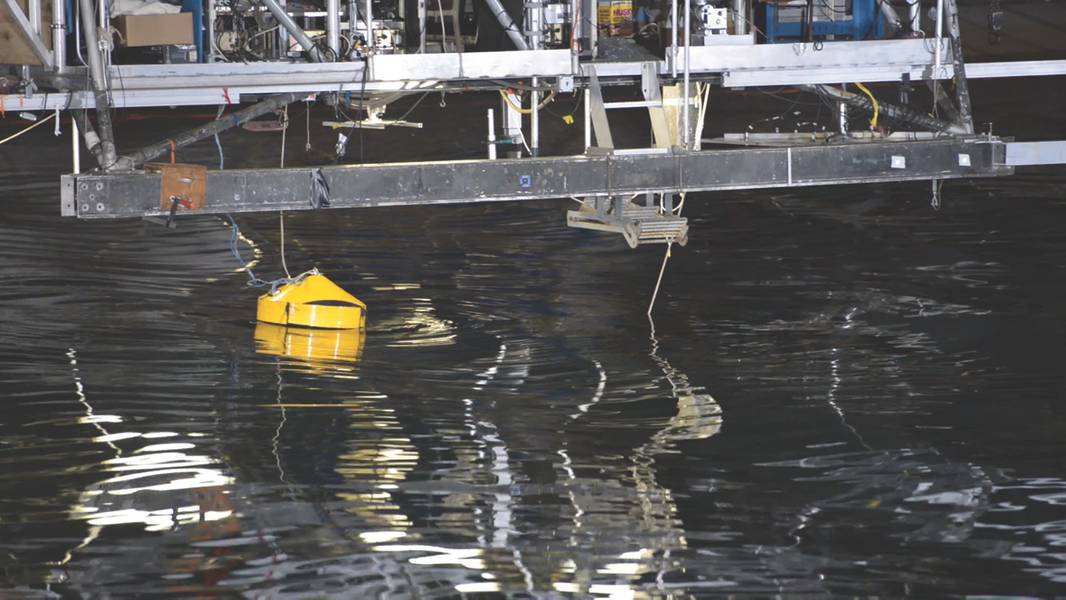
583,87 -> 591,151
487,108 -> 497,159
72,116 -> 81,174
327,0 -> 341,57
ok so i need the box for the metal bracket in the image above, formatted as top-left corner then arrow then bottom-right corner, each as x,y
567,198 -> 688,248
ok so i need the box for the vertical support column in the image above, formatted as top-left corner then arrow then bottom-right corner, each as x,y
51,0 -> 66,70
908,0 -> 921,34
418,0 -> 426,52
502,91 -> 523,157
732,0 -> 744,35
681,0 -> 691,149
670,0 -> 678,77
487,108 -> 497,159
944,0 -> 974,134
531,77 -> 540,157
934,0 -> 943,74
327,0 -> 341,56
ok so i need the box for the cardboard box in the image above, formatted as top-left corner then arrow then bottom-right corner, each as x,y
114,13 -> 194,47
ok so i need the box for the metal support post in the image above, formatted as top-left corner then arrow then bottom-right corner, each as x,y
28,0 -> 40,34
77,0 -> 117,168
838,98 -> 847,134
327,0 -> 341,57
908,0 -> 921,34
418,0 -> 427,52
531,77 -> 540,157
670,0 -> 678,77
934,0 -> 943,74
364,0 -> 372,52
732,0 -> 744,35
682,0 -> 691,149
258,0 -> 327,61
944,0 -> 974,134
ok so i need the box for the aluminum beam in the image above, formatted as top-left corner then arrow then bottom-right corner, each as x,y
63,138 -> 1011,219
1005,141 -> 1066,167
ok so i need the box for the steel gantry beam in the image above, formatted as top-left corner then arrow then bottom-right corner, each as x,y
63,138 -> 1013,219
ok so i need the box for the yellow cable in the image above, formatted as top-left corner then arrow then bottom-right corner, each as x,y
0,111 -> 56,146
854,82 -> 879,130
498,88 -> 557,115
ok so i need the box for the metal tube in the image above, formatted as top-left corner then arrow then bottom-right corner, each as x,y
908,0 -> 921,34
670,0 -> 678,77
484,0 -> 529,50
118,92 -> 308,168
207,0 -> 218,60
531,77 -> 540,157
49,0 -> 66,69
731,0 -> 744,35
418,0 -> 426,52
258,0 -> 327,61
879,0 -> 901,36
77,0 -> 117,168
327,0 -> 341,56
487,108 -> 497,159
934,0 -> 943,74
97,0 -> 108,69
29,0 -> 40,34
682,0 -> 690,148
364,0 -> 372,52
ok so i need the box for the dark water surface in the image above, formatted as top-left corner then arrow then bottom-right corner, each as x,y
2,80 -> 1066,597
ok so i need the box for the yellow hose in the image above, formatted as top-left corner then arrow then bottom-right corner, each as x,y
854,82 -> 879,130
498,89 -> 557,115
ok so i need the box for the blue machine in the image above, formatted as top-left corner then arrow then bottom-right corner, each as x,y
765,0 -> 883,42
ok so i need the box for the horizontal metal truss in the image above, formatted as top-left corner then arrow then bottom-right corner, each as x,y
8,39 -> 1066,110
63,138 -> 1012,219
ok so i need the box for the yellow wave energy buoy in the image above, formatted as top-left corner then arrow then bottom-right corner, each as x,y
256,270 -> 366,331
254,322 -> 365,364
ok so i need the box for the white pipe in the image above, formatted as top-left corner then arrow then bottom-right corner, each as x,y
583,87 -> 590,151
72,115 -> 80,174
682,0 -> 690,148
909,0 -> 921,34
487,108 -> 496,159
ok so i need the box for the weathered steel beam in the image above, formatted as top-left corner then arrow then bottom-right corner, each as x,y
62,138 -> 1012,219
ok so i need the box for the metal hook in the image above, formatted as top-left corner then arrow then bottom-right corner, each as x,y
439,92 -> 447,108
